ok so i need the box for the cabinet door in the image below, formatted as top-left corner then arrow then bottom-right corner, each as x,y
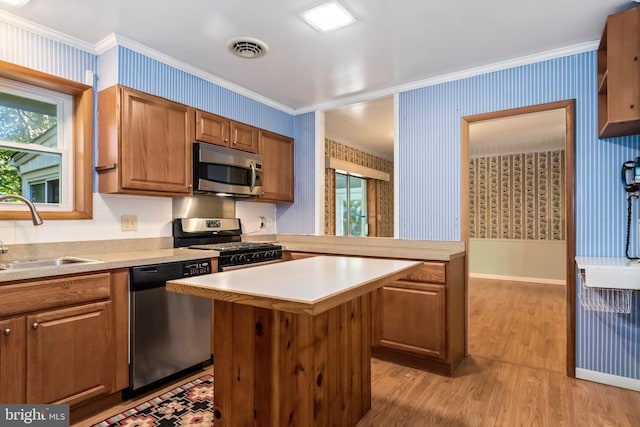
378,281 -> 446,360
26,301 -> 112,405
258,131 -> 294,203
196,110 -> 230,146
121,87 -> 193,194
230,121 -> 258,153
0,317 -> 25,403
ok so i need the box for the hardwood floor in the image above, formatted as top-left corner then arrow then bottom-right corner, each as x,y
76,278 -> 640,426
359,278 -> 640,426
468,277 -> 566,373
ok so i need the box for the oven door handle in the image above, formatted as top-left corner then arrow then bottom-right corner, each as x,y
249,162 -> 256,192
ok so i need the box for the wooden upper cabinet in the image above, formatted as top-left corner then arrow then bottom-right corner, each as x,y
258,130 -> 294,203
97,85 -> 195,196
230,121 -> 258,153
196,110 -> 230,146
598,7 -> 640,138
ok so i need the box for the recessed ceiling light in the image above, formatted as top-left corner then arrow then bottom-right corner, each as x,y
301,1 -> 356,32
0,0 -> 30,7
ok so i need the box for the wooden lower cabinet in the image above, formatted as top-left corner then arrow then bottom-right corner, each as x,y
378,281 -> 446,359
372,257 -> 466,376
0,270 -> 129,408
26,301 -> 112,405
0,317 -> 26,403
285,251 -> 466,376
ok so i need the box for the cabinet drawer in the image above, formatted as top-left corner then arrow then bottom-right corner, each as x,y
401,261 -> 446,284
0,273 -> 111,317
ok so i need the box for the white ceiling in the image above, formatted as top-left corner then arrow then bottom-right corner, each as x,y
469,109 -> 566,157
0,0 -> 629,157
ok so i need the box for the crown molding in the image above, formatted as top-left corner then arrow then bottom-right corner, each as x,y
2,11 -> 295,115
97,33 -> 296,115
95,33 -> 118,55
295,40 -> 599,114
2,9 -> 599,117
0,9 -> 95,53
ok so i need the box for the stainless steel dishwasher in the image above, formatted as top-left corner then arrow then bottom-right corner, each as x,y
127,259 -> 212,397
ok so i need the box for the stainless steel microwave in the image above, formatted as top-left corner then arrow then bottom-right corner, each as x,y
193,142 -> 263,197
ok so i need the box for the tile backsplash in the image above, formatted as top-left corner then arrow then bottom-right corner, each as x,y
0,194 -> 173,245
0,194 -> 277,246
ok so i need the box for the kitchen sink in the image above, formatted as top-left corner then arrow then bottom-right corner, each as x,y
0,257 -> 103,271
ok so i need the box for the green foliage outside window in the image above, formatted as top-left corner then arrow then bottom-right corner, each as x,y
0,101 -> 57,196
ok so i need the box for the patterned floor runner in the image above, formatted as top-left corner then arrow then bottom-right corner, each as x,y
91,375 -> 214,427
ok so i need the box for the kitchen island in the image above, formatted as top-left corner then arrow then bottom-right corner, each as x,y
166,255 -> 422,427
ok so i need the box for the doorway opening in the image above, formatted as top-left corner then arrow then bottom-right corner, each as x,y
461,100 -> 576,377
323,96 -> 395,237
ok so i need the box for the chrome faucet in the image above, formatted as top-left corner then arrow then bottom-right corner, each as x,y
0,194 -> 44,225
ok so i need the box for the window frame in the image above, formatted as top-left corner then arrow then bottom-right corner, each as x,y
335,171 -> 368,237
0,77 -> 74,211
0,60 -> 93,220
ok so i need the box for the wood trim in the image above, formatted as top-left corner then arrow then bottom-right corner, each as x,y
460,99 -> 576,378
564,100 -> 576,378
367,180 -> 377,237
111,269 -> 129,392
0,60 -> 94,220
0,60 -> 90,95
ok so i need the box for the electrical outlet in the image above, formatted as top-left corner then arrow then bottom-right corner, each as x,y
259,216 -> 267,229
121,215 -> 138,231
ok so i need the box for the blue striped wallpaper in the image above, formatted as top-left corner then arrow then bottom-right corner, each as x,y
277,112 -> 316,234
0,20 -> 96,83
4,14 -> 640,382
399,51 -> 640,379
116,47 -> 293,137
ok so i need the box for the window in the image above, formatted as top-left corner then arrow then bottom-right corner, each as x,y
335,172 -> 367,236
0,78 -> 72,211
0,60 -> 93,220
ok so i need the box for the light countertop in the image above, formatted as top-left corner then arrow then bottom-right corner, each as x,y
167,256 -> 423,315
0,248 -> 219,283
244,234 -> 465,261
0,234 -> 465,284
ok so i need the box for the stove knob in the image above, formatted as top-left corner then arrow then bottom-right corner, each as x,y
252,252 -> 260,260
238,254 -> 246,262
230,255 -> 237,263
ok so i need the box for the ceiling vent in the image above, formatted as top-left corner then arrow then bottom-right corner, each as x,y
227,37 -> 269,59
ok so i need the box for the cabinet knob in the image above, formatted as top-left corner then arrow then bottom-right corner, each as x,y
32,323 -> 39,330
232,140 -> 237,145
3,328 -> 10,336
224,138 -> 229,142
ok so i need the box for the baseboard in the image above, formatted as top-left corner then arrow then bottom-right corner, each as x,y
469,273 -> 565,286
576,368 -> 640,392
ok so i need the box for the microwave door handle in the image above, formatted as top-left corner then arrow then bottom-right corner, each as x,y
250,162 -> 256,192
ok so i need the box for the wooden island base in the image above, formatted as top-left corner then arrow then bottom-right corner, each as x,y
213,293 -> 372,427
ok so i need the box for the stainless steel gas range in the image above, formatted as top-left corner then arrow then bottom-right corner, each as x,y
172,217 -> 283,270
